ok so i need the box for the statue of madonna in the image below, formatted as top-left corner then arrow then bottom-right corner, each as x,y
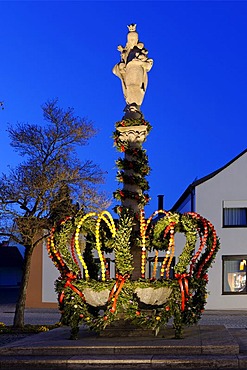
113,24 -> 153,119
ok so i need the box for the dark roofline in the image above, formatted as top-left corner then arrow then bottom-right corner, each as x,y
171,148 -> 247,212
0,246 -> 24,268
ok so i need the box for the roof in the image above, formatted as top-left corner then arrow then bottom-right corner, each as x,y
0,247 -> 24,268
171,148 -> 247,212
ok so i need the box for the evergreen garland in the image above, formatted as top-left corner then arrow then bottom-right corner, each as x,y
113,189 -> 150,206
52,217 -> 80,276
116,171 -> 150,191
115,158 -> 150,175
48,209 -> 220,339
113,118 -> 151,212
174,214 -> 198,275
114,212 -> 134,276
115,118 -> 152,131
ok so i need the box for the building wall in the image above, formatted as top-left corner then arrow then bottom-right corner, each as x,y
26,240 -> 58,308
42,240 -> 59,304
196,152 -> 247,309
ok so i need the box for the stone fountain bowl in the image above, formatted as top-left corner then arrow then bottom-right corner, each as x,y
83,288 -> 110,307
134,286 -> 172,306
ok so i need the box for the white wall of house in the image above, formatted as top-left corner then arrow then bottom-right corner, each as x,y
42,241 -> 59,303
196,151 -> 247,309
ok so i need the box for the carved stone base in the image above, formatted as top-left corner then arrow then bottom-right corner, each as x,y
99,319 -> 160,337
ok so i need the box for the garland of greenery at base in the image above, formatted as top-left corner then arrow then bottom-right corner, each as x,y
49,211 -> 220,339
55,276 -> 210,339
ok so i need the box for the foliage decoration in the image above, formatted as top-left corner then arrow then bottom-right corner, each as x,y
116,171 -> 150,191
47,115 -> 220,340
48,208 -> 220,339
113,118 -> 151,213
115,158 -> 150,175
115,118 -> 152,131
113,189 -> 150,206
114,211 -> 134,276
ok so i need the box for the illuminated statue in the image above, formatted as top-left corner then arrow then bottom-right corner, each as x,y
113,24 -> 153,118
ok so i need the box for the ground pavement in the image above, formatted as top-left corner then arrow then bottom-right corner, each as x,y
1,304 -> 247,369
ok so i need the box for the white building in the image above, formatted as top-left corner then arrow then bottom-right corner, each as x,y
171,149 -> 247,309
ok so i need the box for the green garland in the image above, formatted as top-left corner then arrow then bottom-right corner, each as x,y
49,210 -> 220,339
114,212 -> 134,275
116,171 -> 150,191
113,189 -> 150,206
115,118 -> 152,132
115,158 -> 150,176
113,119 -> 151,213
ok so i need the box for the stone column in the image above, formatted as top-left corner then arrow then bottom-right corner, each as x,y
115,123 -> 149,280
116,125 -> 148,214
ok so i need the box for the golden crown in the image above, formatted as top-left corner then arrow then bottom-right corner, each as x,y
127,24 -> 137,32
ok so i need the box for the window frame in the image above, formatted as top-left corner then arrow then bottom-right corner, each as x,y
222,255 -> 247,295
222,201 -> 247,228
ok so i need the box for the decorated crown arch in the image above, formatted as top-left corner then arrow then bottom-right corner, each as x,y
47,24 -> 220,339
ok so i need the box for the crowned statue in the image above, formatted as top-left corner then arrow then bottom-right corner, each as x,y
113,24 -> 153,119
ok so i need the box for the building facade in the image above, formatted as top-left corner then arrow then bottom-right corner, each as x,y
172,149 -> 247,309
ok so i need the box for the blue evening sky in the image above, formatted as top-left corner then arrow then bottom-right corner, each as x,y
1,1 -> 247,216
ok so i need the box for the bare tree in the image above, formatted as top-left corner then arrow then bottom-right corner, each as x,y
0,99 -> 108,327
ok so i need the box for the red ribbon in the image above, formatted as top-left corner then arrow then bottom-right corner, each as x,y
108,274 -> 129,313
59,272 -> 85,304
175,273 -> 189,311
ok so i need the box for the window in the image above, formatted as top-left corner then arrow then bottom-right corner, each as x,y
222,201 -> 247,227
222,255 -> 247,294
223,208 -> 247,227
149,257 -> 175,279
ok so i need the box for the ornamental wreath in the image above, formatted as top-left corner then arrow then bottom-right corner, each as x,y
115,118 -> 152,132
47,209 -> 220,339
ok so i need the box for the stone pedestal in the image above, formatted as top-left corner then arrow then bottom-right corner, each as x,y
116,125 -> 148,215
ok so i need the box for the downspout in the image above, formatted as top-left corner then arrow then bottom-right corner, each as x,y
191,187 -> 195,212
